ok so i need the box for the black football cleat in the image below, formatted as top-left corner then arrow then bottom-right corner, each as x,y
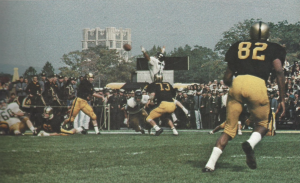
155,128 -> 164,136
97,132 -> 101,135
32,130 -> 38,136
242,141 -> 257,169
140,129 -> 145,134
81,126 -> 87,135
174,120 -> 180,127
202,167 -> 214,173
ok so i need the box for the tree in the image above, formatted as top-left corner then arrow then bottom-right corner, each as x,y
59,45 -> 135,87
169,44 -> 224,83
214,19 -> 300,63
59,50 -> 83,78
41,61 -> 55,77
23,66 -> 38,81
214,18 -> 260,55
269,20 -> 300,63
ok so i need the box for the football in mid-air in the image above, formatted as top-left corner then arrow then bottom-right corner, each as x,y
123,44 -> 132,51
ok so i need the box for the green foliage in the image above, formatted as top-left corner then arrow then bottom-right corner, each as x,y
269,20 -> 300,63
41,61 -> 55,77
169,45 -> 225,83
1,132 -> 300,182
59,46 -> 135,87
23,66 -> 37,80
215,19 -> 300,65
59,50 -> 83,78
214,18 -> 261,55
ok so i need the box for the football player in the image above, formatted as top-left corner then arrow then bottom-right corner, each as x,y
124,90 -> 150,134
35,106 -> 86,136
0,99 -> 37,135
141,45 -> 166,82
146,73 -> 188,136
203,21 -> 286,172
63,73 -> 103,134
209,120 -> 244,135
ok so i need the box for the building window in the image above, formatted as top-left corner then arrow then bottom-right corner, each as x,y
116,41 -> 121,48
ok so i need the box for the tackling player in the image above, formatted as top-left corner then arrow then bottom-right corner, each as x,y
146,73 -> 186,136
0,99 -> 37,135
202,21 -> 286,172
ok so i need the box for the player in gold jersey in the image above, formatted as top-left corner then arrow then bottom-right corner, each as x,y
146,73 -> 179,136
203,21 -> 286,172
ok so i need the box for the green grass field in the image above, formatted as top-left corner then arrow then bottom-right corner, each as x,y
1,130 -> 300,183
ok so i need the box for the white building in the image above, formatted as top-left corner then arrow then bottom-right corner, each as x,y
82,27 -> 132,51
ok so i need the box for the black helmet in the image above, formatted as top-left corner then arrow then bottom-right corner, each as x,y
156,52 -> 165,61
135,90 -> 142,99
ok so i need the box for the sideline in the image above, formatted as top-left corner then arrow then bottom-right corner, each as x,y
23,129 -> 300,135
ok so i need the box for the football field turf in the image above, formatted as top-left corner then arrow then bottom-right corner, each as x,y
1,130 -> 300,183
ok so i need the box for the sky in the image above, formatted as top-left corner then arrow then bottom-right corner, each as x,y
0,0 -> 299,75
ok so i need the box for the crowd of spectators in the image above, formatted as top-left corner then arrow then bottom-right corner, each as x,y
1,60 -> 300,131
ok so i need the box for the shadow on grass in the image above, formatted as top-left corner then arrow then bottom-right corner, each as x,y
185,160 -> 247,172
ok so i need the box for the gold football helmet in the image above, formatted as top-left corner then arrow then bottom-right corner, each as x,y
86,73 -> 94,79
154,73 -> 163,82
43,106 -> 53,119
250,21 -> 270,41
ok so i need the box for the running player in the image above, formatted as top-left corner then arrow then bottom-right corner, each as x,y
203,21 -> 286,172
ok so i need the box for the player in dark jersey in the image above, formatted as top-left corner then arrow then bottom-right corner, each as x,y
63,73 -> 103,134
35,106 -> 87,136
146,73 -> 179,136
203,21 -> 286,172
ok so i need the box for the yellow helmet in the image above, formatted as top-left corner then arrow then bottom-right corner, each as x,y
154,73 -> 163,82
250,21 -> 270,41
86,73 -> 94,79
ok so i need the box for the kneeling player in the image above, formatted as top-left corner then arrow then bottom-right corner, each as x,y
35,106 -> 86,136
0,99 -> 37,135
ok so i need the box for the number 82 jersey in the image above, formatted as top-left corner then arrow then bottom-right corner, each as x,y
225,40 -> 286,83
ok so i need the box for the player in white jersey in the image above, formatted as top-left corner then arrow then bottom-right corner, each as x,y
124,90 -> 150,134
141,46 -> 166,82
140,46 -> 185,127
0,99 -> 37,135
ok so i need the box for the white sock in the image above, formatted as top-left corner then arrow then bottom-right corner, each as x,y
29,126 -> 35,132
171,113 -> 177,121
171,127 -> 178,135
94,126 -> 99,134
205,147 -> 223,170
14,130 -> 21,135
75,127 -> 83,134
247,132 -> 262,149
43,132 -> 50,136
153,125 -> 161,131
